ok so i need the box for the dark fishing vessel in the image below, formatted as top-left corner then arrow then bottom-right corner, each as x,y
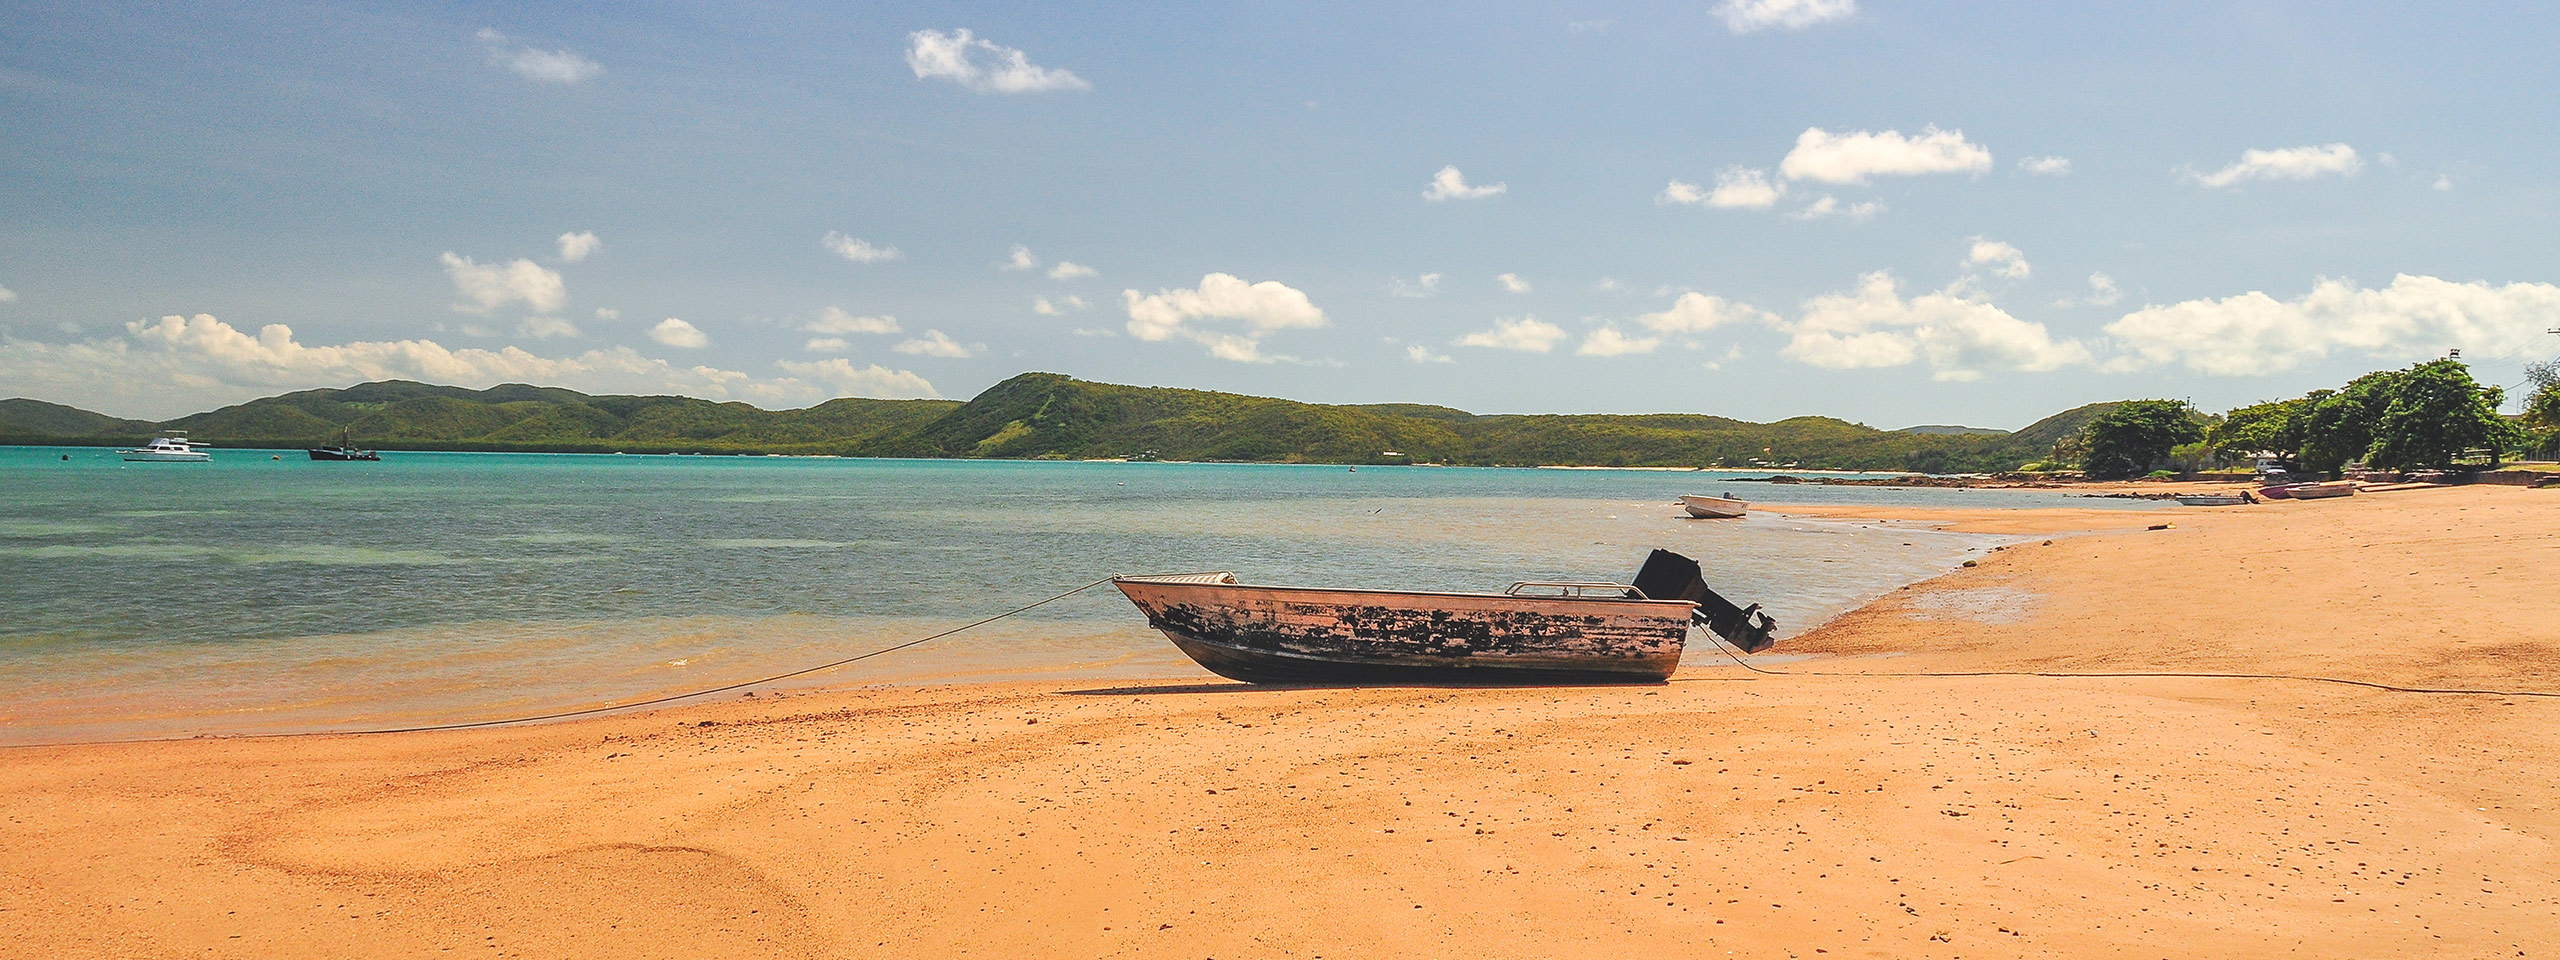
1113,549 -> 1776,684
306,427 -> 380,461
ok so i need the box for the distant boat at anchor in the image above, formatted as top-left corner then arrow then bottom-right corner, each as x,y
118,432 -> 211,462
1678,494 -> 1749,519
1114,549 -> 1777,685
306,427 -> 380,461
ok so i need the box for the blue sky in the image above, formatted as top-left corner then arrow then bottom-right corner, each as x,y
5,1 -> 2558,426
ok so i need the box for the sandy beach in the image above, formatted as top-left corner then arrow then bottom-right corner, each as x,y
5,484 -> 2556,958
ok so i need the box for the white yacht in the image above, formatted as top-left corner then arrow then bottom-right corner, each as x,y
118,432 -> 212,462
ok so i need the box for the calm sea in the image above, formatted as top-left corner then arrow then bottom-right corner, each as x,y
0,446 -> 2161,742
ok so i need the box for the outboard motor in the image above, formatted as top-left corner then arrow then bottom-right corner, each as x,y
1630,548 -> 1779,653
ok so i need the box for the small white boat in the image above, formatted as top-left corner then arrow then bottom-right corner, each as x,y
1678,494 -> 1748,519
117,432 -> 212,462
2284,481 -> 2358,500
2175,494 -> 2250,506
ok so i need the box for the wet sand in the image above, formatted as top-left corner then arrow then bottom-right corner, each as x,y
4,484 -> 2556,958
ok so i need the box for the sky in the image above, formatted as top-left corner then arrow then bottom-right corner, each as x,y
4,0 -> 2559,428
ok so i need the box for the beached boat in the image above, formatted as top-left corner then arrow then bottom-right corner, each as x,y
306,427 -> 380,461
117,433 -> 211,462
2283,481 -> 2358,500
2176,494 -> 2250,506
1114,549 -> 1777,684
1678,494 -> 1749,519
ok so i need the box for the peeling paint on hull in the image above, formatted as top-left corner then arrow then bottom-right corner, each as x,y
1114,578 -> 1694,685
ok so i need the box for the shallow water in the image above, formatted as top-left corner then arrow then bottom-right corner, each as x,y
0,447 -> 2160,742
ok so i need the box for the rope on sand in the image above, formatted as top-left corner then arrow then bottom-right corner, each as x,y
12,576 -> 1122,748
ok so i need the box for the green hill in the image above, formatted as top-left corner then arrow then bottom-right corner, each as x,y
3,374 -> 2107,471
879,374 -> 2063,471
0,398 -> 156,439
156,380 -> 960,454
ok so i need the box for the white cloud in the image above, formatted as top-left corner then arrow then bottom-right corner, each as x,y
1702,344 -> 1746,371
1661,167 -> 1784,209
0,284 -> 15,303
1032,295 -> 1089,315
2433,174 -> 2453,192
1708,167 -> 1785,208
1714,0 -> 1856,33
905,29 -> 1090,94
649,317 -> 707,349
477,29 -> 604,84
556,231 -> 600,262
1789,195 -> 1885,221
1965,238 -> 2031,279
441,253 -> 565,314
804,307 -> 900,335
2102,274 -> 2560,376
2018,155 -> 2071,176
1122,273 -> 1327,363
1780,126 -> 1992,184
1390,273 -> 1443,298
893,329 -> 981,358
594,307 -> 620,320
0,313 -> 933,419
1497,273 -> 1533,293
804,336 -> 850,352
2188,143 -> 2361,188
1783,271 -> 2092,381
1577,326 -> 1662,356
1456,317 -> 1568,353
517,316 -> 580,339
822,232 -> 902,263
1405,344 -> 1454,364
1048,260 -> 1097,280
773,358 -> 941,398
1423,166 -> 1505,201
1638,292 -> 1778,334
2060,271 -> 2124,308
1002,245 -> 1040,271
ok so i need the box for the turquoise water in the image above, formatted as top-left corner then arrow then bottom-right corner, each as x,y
0,446 -> 2161,741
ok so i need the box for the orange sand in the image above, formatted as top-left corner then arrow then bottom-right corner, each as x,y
4,485 -> 2556,958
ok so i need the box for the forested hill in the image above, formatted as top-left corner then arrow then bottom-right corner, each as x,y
1,373 -> 2112,471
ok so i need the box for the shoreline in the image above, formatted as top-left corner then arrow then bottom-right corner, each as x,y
4,485 -> 2555,958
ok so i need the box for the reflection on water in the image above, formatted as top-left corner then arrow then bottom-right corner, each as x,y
0,447 -> 2158,742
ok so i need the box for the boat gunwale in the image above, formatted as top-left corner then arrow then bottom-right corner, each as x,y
1113,575 -> 1702,613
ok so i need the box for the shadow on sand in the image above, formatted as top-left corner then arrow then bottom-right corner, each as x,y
1058,674 -> 1751,696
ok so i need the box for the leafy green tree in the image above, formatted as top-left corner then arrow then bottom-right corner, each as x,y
2298,374 -> 2399,475
2366,359 -> 2522,469
2081,400 -> 2204,479
2209,397 -> 2311,464
2522,360 -> 2560,457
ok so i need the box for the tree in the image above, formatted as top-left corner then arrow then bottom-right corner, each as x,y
2081,400 -> 2204,480
2366,359 -> 2522,470
2523,360 -> 2560,457
2299,374 -> 2398,475
2209,397 -> 2311,465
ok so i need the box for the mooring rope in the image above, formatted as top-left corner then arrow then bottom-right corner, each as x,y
9,575 -> 1121,748
1697,634 -> 2560,699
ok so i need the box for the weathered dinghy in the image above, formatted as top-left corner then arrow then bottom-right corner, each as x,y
1114,549 -> 1776,685
1678,494 -> 1749,519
